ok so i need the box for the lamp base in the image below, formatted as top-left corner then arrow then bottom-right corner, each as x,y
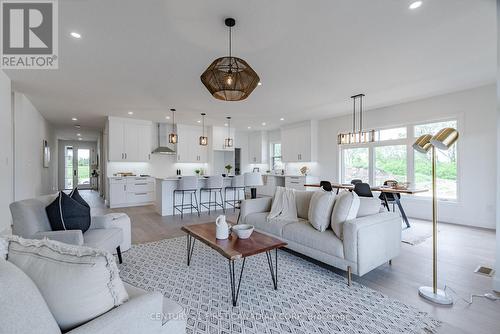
418,286 -> 453,305
250,188 -> 257,199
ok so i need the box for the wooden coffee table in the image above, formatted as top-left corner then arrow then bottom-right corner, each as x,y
181,222 -> 287,306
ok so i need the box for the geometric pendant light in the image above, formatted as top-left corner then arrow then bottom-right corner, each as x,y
200,18 -> 260,101
337,94 -> 376,145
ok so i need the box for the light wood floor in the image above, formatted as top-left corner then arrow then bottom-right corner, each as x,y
84,190 -> 500,334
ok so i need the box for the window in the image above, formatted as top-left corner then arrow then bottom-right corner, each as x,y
374,145 -> 407,185
415,120 -> 457,137
414,120 -> 458,199
338,121 -> 458,200
376,127 -> 407,141
271,143 -> 282,170
342,147 -> 369,183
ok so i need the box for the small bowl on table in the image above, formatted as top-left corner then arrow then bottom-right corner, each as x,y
231,224 -> 254,239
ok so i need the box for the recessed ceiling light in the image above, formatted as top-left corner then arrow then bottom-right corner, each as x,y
78,138 -> 82,141
128,111 -> 134,115
409,1 -> 422,10
262,122 -> 266,126
165,116 -> 170,120
77,133 -> 81,137
247,126 -> 252,129
280,118 -> 285,121
72,117 -> 78,121
74,124 -> 81,129
70,32 -> 82,39
258,82 -> 262,86
224,123 -> 228,127
197,120 -> 201,123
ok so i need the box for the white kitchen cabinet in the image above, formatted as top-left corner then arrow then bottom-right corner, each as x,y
109,176 -> 155,208
108,119 -> 125,161
109,178 -> 127,207
176,124 -> 208,163
248,131 -> 268,164
211,126 -> 235,151
107,117 -> 152,162
281,120 -> 318,162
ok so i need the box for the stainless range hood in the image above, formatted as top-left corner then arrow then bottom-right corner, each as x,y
152,123 -> 176,155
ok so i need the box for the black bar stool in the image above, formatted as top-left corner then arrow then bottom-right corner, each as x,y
199,175 -> 225,214
173,176 -> 199,219
225,175 -> 245,212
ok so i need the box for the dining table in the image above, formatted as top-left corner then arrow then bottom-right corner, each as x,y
304,183 -> 428,228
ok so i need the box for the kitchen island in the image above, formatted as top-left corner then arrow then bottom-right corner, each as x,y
155,176 -> 242,216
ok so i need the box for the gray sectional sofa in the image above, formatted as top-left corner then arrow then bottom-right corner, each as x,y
239,190 -> 402,284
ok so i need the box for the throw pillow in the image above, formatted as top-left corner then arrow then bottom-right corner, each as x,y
46,191 -> 91,233
357,197 -> 383,217
5,236 -> 128,331
0,258 -> 61,334
70,188 -> 90,208
331,191 -> 360,240
308,190 -> 336,232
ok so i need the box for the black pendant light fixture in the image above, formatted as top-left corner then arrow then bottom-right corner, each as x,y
200,18 -> 260,101
224,117 -> 233,148
168,108 -> 178,144
199,113 -> 208,146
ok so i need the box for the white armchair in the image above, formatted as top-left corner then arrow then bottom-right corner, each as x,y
9,194 -> 128,262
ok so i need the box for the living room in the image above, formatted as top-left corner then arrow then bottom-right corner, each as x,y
1,1 -> 499,333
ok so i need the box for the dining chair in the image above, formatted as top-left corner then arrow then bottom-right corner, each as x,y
320,181 -> 333,192
379,180 -> 401,211
350,179 -> 363,185
353,182 -> 373,197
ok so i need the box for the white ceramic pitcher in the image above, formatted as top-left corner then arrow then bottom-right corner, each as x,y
215,215 -> 229,240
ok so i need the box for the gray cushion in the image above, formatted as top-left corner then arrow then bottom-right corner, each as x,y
357,197 -> 383,217
282,221 -> 344,258
83,228 -> 123,254
295,191 -> 315,219
308,190 -> 336,232
7,236 -> 129,331
0,258 -> 61,334
244,212 -> 300,237
331,191 -> 360,240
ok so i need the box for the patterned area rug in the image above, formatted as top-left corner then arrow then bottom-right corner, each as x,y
118,238 -> 440,334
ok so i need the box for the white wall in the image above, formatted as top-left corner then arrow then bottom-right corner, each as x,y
13,92 -> 57,200
493,0 -> 499,292
0,71 -> 13,235
314,85 -> 496,229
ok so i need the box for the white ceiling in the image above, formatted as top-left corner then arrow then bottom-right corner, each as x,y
4,0 -> 497,131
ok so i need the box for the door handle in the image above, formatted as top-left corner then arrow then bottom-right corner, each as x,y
125,153 -> 127,159
73,170 -> 77,176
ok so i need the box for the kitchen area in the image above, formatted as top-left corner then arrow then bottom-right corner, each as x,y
104,116 -> 320,215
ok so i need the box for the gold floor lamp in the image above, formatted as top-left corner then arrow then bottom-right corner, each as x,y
412,127 -> 459,305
